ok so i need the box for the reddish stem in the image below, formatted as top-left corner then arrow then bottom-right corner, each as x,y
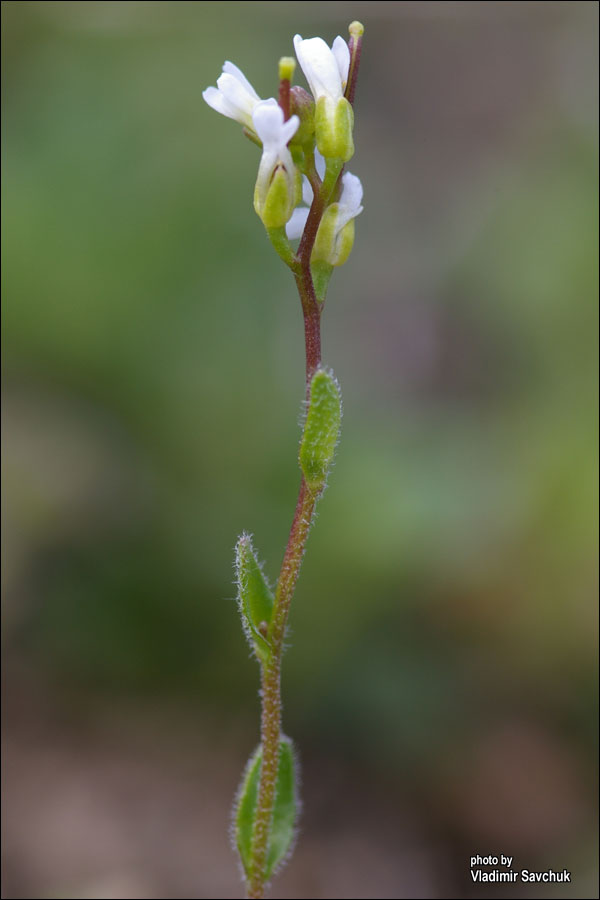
247,25 -> 364,898
278,78 -> 291,121
345,30 -> 363,107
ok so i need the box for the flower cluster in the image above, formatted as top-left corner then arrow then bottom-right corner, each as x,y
202,24 -> 363,271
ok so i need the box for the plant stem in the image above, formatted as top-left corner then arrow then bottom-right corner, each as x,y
246,64 -> 366,882
246,226 -> 325,898
244,27 -> 363,896
246,477 -> 317,899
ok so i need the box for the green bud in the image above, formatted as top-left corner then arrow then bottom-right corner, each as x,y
312,204 -> 337,264
299,368 -> 342,492
312,204 -> 356,267
332,219 -> 355,266
289,86 -> 315,146
234,737 -> 299,880
315,95 -> 354,162
235,533 -> 274,663
254,164 -> 295,229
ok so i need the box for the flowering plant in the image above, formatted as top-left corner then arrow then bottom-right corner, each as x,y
203,20 -> 364,899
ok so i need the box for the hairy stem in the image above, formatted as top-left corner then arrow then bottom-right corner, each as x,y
246,233 -> 325,899
246,55 -> 362,889
246,477 -> 316,898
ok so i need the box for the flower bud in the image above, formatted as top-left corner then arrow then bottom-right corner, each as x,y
254,165 -> 297,229
252,100 -> 300,229
289,86 -> 315,146
311,170 -> 363,265
311,203 -> 354,266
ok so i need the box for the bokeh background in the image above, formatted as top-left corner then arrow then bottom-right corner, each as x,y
2,2 -> 598,898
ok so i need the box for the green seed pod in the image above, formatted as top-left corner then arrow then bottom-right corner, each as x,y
235,533 -> 274,663
299,368 -> 342,492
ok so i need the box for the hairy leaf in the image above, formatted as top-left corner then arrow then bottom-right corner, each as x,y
299,367 -> 342,492
235,533 -> 274,663
234,737 -> 299,880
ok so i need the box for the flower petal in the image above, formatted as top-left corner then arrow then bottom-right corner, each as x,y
314,149 -> 327,180
340,171 -> 363,215
252,100 -> 284,144
286,207 -> 310,240
331,36 -> 350,87
253,101 -> 298,151
202,86 -> 233,118
222,61 -> 260,99
332,172 -> 364,233
293,34 -> 344,102
280,115 -> 300,146
203,61 -> 264,128
216,72 -> 259,125
301,176 -> 313,207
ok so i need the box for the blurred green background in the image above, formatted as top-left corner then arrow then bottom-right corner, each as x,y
2,2 -> 598,898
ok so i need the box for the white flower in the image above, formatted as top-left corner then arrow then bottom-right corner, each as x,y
202,61 -> 263,131
286,153 -> 363,251
293,35 -> 350,104
285,150 -> 326,240
332,171 -> 364,232
293,34 -> 354,161
311,170 -> 364,266
252,100 -> 300,228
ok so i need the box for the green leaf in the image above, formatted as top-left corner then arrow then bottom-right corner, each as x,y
235,533 -> 274,663
234,738 -> 299,880
234,744 -> 262,876
299,367 -> 342,492
266,738 -> 297,877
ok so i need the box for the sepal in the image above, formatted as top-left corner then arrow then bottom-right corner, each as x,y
254,165 -> 296,229
315,96 -> 354,161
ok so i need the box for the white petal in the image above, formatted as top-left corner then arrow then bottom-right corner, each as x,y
215,72 -> 259,127
314,149 -> 326,180
334,172 -> 364,232
252,100 -> 285,146
336,204 -> 361,233
280,114 -> 300,146
286,207 -> 310,240
252,101 -> 298,151
204,61 -> 264,128
277,143 -> 295,177
340,172 -> 364,215
293,34 -> 343,102
301,176 -> 313,207
202,86 -> 232,118
255,147 -> 279,195
331,36 -> 350,86
222,61 -> 260,100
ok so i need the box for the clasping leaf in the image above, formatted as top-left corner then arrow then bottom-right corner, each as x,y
234,737 -> 299,880
235,533 -> 274,663
299,367 -> 342,492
